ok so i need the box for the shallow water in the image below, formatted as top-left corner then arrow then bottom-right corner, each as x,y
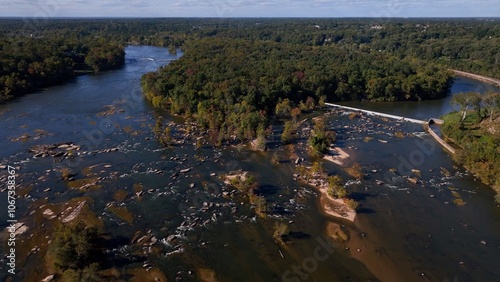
0,46 -> 499,282
340,76 -> 499,121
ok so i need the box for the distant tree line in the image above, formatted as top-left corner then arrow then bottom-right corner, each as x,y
0,28 -> 125,103
1,17 -> 498,104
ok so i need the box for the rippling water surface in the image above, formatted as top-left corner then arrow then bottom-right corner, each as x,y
1,46 -> 499,281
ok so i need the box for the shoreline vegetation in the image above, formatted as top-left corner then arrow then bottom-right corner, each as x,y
0,36 -> 125,103
294,162 -> 357,222
442,91 -> 500,202
141,37 -> 453,147
3,18 -> 500,104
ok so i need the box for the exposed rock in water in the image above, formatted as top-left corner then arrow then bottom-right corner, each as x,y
224,171 -> 248,185
41,274 -> 55,282
42,209 -> 56,220
407,177 -> 418,184
166,234 -> 177,245
61,200 -> 86,223
11,222 -> 28,236
198,268 -> 218,282
29,142 -> 80,157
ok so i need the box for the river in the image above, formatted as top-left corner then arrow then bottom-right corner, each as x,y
340,76 -> 498,121
0,45 -> 499,282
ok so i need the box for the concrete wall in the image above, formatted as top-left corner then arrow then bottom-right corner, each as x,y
424,125 -> 456,154
325,103 -> 426,124
325,103 -> 455,154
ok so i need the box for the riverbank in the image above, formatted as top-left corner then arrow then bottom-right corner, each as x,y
294,165 -> 357,222
423,123 -> 456,154
323,147 -> 350,166
450,69 -> 500,88
441,111 -> 500,202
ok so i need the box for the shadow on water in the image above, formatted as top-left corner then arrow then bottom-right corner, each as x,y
103,234 -> 130,249
271,206 -> 294,215
356,208 -> 376,214
100,235 -> 146,269
349,192 -> 377,202
332,139 -> 347,148
255,184 -> 279,196
287,231 -> 311,240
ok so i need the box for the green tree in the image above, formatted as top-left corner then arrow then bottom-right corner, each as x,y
255,124 -> 266,150
451,92 -> 481,124
281,120 -> 295,144
469,92 -> 483,122
275,98 -> 293,118
327,175 -> 347,198
483,92 -> 500,122
52,221 -> 99,271
161,126 -> 173,146
309,118 -> 335,155
62,263 -> 101,282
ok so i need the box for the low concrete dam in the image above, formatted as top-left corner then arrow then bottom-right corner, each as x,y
325,103 -> 455,154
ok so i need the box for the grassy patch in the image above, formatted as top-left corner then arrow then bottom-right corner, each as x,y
107,205 -> 134,225
113,190 -> 128,202
344,163 -> 364,180
133,183 -> 144,193
395,131 -> 405,138
197,269 -> 218,282
453,198 -> 467,206
67,177 -> 102,190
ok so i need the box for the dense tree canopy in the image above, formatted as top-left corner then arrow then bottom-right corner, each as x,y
442,91 -> 500,202
1,17 -> 498,105
0,22 -> 125,102
141,37 -> 452,142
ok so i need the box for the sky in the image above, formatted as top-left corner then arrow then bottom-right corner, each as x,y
0,0 -> 499,18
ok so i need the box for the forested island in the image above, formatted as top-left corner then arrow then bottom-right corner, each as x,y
141,37 -> 452,143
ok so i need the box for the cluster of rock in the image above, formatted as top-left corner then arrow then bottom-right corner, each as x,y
28,142 -> 119,158
29,142 -> 81,158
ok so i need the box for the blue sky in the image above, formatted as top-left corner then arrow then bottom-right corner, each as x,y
0,0 -> 498,18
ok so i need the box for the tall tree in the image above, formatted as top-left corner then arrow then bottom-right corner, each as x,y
451,92 -> 481,125
482,92 -> 500,122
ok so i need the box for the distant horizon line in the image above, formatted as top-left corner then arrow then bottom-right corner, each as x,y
0,16 -> 499,20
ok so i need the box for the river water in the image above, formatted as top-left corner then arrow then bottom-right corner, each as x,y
340,76 -> 498,121
0,46 -> 499,282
